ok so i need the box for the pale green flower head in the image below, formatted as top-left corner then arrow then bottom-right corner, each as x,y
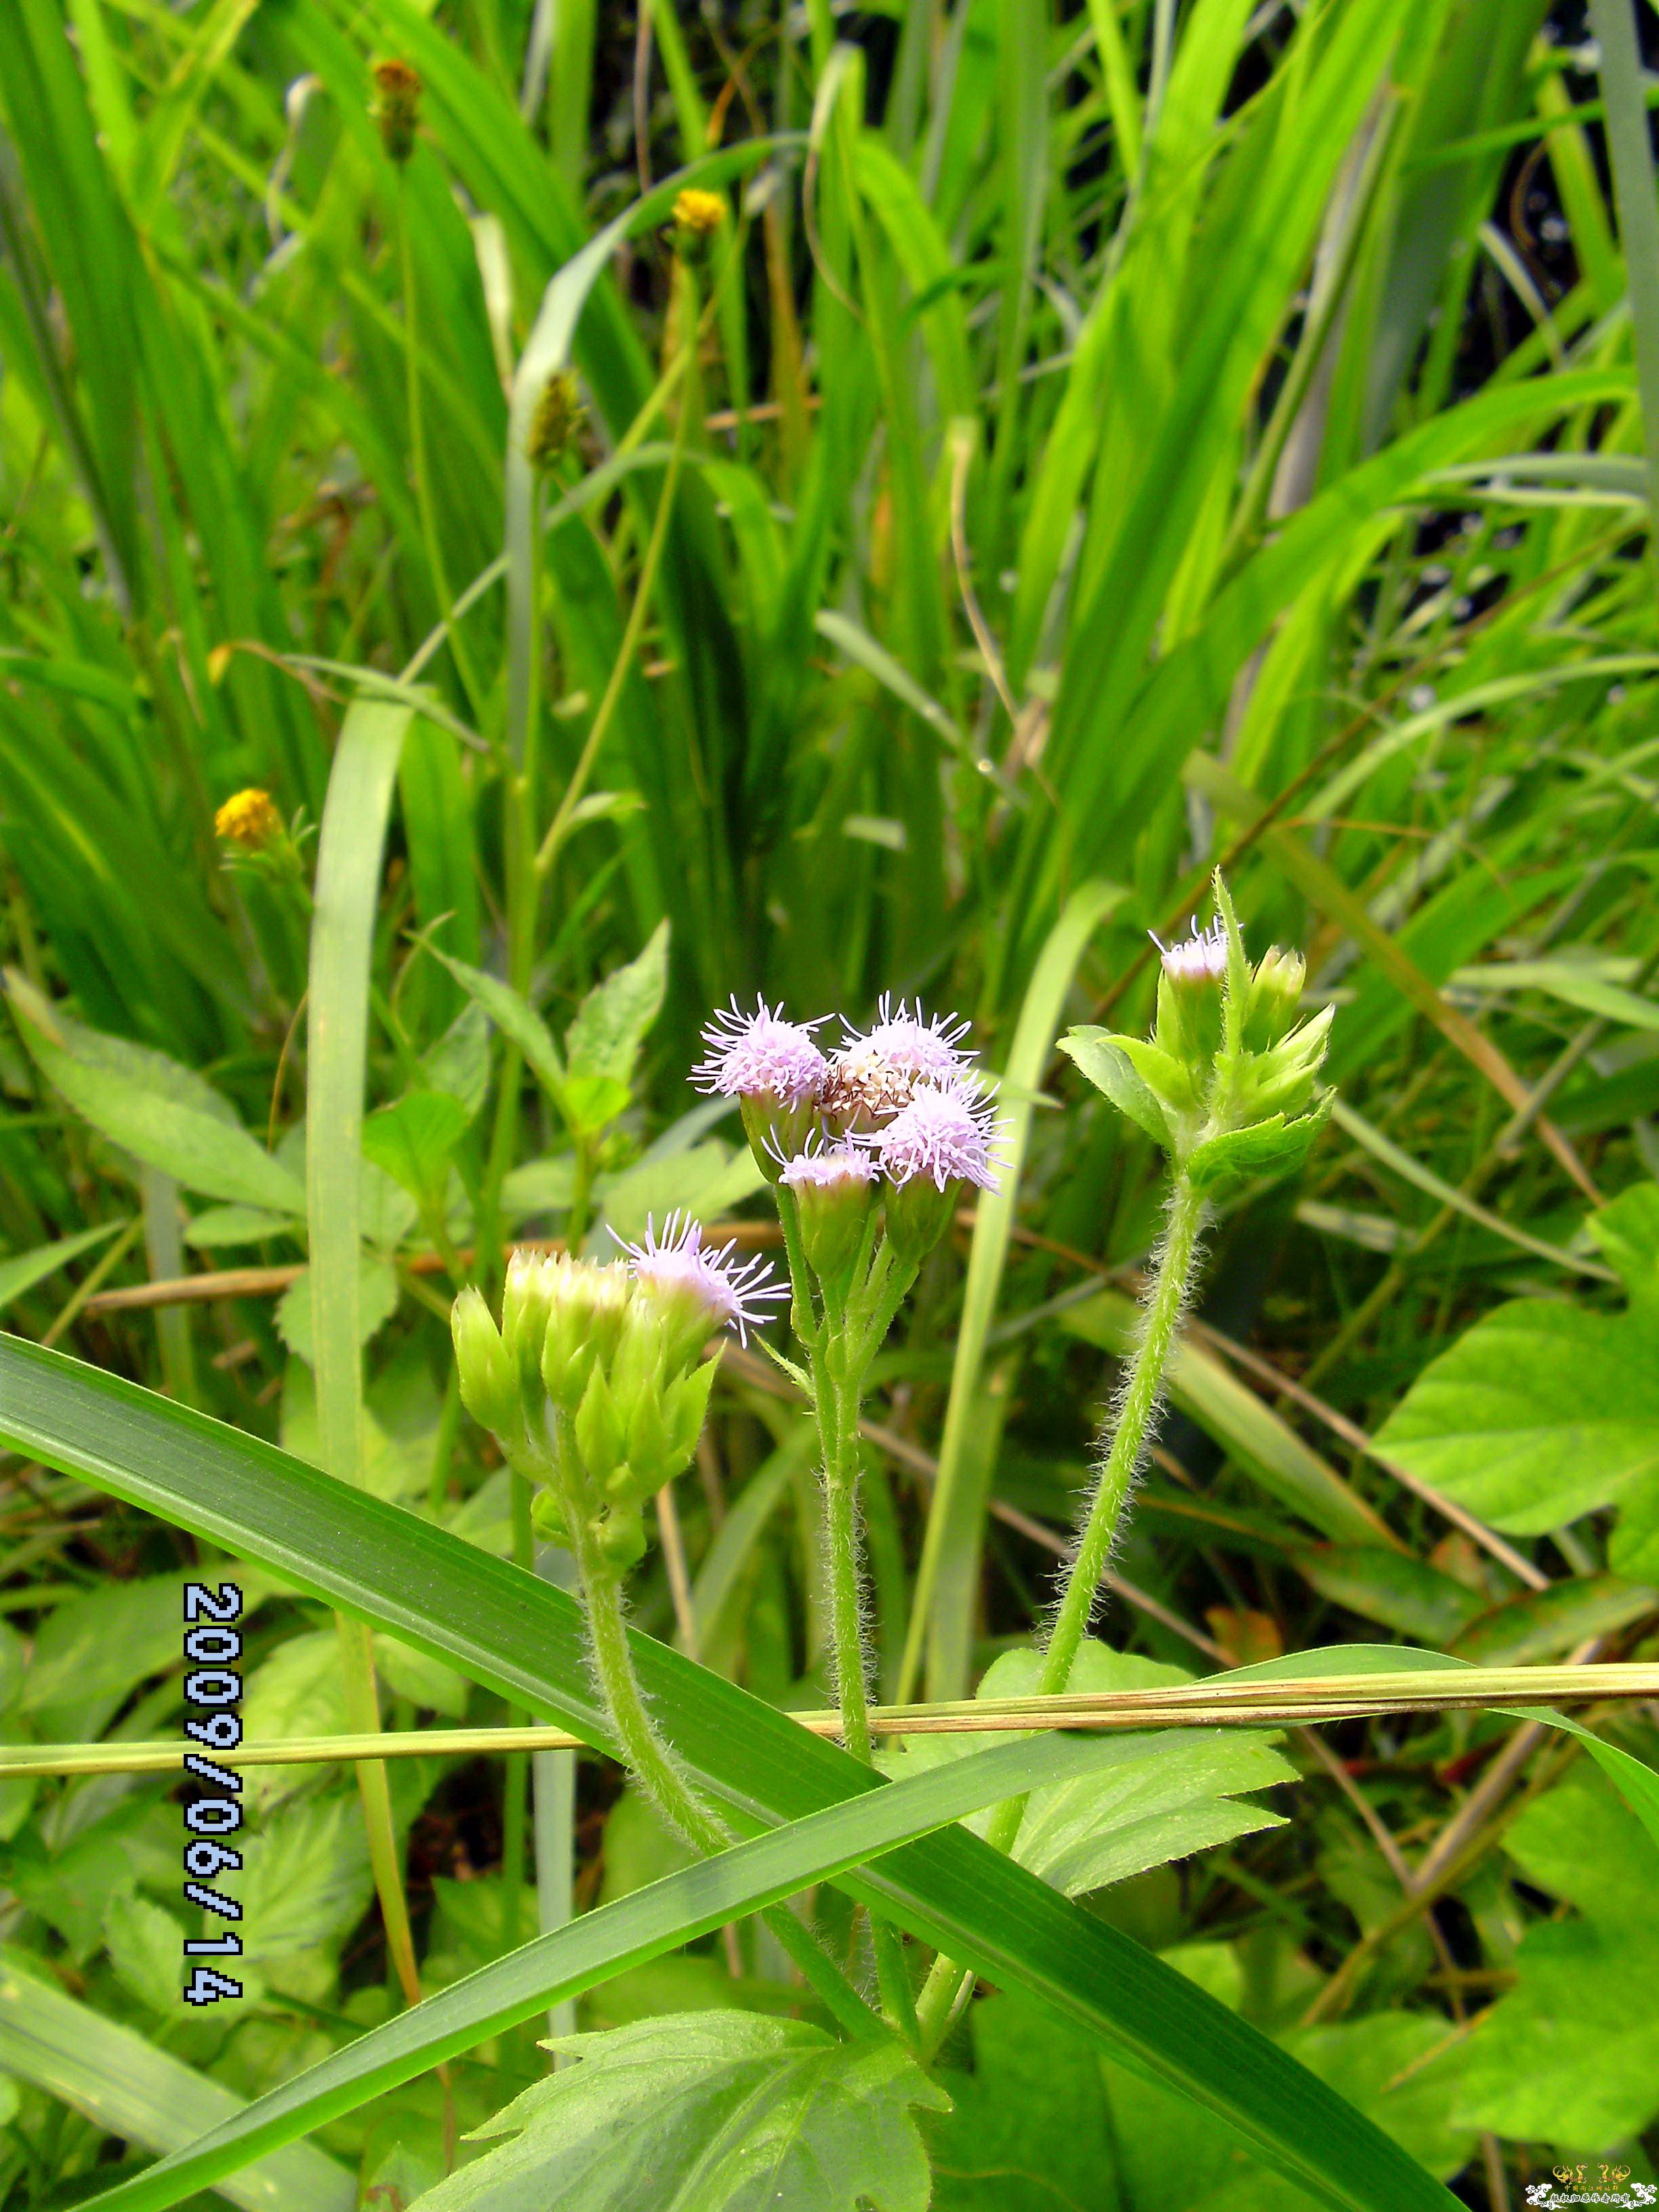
1060,871 -> 1332,1194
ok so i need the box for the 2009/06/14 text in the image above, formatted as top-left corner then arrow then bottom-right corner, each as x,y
180,1582 -> 244,2005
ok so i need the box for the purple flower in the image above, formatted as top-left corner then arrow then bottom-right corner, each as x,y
1153,916 -> 1230,983
777,1137 -> 877,1192
836,996 -> 975,1086
619,1212 -> 787,1344
862,1082 -> 1008,1193
694,998 -> 827,1104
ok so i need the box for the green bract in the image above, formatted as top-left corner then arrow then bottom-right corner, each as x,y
1061,874 -> 1332,1194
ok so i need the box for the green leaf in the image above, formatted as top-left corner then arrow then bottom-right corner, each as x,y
183,1206 -> 299,1250
239,1795 -> 373,1978
0,1944 -> 355,2212
104,1895 -> 188,2018
20,1573 -> 191,1736
0,1339 -> 1462,2212
1376,1181 -> 1659,1575
565,920 -> 670,1089
1059,1027 -> 1173,1149
591,1142 -> 766,1251
0,1218 -> 127,1313
422,943 -> 569,1104
1290,1547 -> 1488,1648
406,2012 -> 948,2212
4,972 -> 306,1215
881,1641 -> 1294,1896
1448,1574 -> 1659,1666
1448,1769 -> 1659,2149
362,1090 -> 473,1208
1185,1100 -> 1331,1195
274,1254 -> 400,1367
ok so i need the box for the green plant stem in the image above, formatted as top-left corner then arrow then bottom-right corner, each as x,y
1039,1170 -> 1207,1699
498,1466 -> 535,1956
398,173 -> 484,722
916,1172 -> 1208,2057
561,1481 -> 882,2041
334,1614 -> 422,2007
532,310 -> 693,879
817,1345 -> 920,2045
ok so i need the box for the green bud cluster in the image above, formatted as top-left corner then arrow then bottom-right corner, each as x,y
451,1252 -> 726,1579
1061,874 -> 1332,1195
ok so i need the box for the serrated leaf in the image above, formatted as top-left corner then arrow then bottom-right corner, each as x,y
422,945 -> 569,1105
422,1001 -> 493,1122
239,1795 -> 373,1969
566,922 -> 669,1091
5,972 -> 305,1215
104,1893 -> 188,2017
881,1641 -> 1294,1896
362,1090 -> 472,1207
1447,1770 -> 1659,2148
406,2011 -> 947,2212
239,1629 -> 348,1809
1059,1027 -> 1173,1148
275,1255 -> 399,1368
1185,1099 -> 1330,1193
1376,1183 -> 1659,1578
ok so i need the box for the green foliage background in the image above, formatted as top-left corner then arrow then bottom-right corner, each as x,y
1,0 -> 1659,2203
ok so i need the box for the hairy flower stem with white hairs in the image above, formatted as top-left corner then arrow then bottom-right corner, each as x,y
542,1420 -> 884,2043
1037,1171 -> 1208,1702
802,1275 -> 922,2045
913,1173 -> 1210,2055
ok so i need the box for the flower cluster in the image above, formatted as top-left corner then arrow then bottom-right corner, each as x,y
452,1224 -> 781,1573
1061,875 -> 1330,1193
696,996 -> 1007,1271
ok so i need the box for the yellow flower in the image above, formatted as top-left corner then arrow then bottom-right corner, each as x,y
672,188 -> 726,240
214,788 -> 282,851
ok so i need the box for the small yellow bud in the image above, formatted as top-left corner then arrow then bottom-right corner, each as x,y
526,369 -> 584,471
371,58 -> 422,165
672,188 -> 726,244
214,788 -> 282,851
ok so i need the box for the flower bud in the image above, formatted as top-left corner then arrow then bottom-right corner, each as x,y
1152,918 -> 1227,1076
501,1252 -> 559,1405
214,787 -> 283,853
451,1289 -> 523,1448
1061,872 -> 1333,1194
371,58 -> 422,165
527,370 -> 583,472
591,1502 -> 647,1573
779,1144 -> 877,1293
882,1172 -> 958,1264
573,1364 -> 627,1490
531,1488 -> 572,1547
539,1257 -> 630,1412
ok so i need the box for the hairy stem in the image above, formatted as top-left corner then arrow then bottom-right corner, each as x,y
916,1172 -> 1208,2056
1040,1170 -> 1208,1697
806,1294 -> 919,2043
558,1439 -> 882,2040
